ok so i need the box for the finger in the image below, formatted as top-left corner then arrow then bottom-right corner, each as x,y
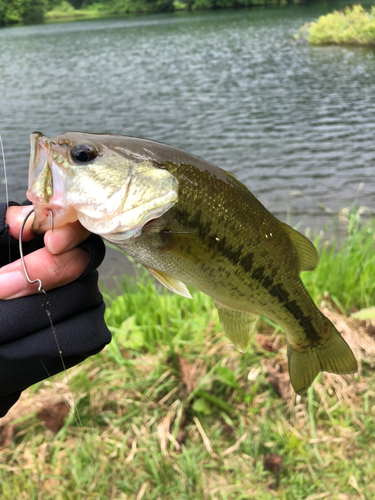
6,206 -> 36,241
0,246 -> 89,300
44,221 -> 91,255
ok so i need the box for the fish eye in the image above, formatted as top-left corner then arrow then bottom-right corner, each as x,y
71,143 -> 98,163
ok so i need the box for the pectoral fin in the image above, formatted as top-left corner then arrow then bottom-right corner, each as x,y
287,322 -> 357,395
145,266 -> 192,299
215,302 -> 258,353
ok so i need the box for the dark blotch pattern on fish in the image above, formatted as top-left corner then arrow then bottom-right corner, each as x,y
265,280 -> 320,344
172,177 -> 320,345
251,266 -> 265,282
173,206 -> 252,273
239,252 -> 254,274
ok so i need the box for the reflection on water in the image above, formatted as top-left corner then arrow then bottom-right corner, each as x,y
0,5 -> 374,280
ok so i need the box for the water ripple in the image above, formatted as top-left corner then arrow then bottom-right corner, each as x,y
0,5 -> 374,230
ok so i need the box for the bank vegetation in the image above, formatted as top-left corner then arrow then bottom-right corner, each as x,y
1,0 -> 338,27
0,208 -> 375,498
297,4 -> 375,45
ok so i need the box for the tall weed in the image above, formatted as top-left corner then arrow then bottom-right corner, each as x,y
302,207 -> 375,312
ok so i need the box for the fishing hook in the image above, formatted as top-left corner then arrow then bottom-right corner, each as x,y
19,208 -> 54,294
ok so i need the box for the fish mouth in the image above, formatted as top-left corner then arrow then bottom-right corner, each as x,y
27,132 -> 78,233
27,132 -> 178,240
77,195 -> 176,246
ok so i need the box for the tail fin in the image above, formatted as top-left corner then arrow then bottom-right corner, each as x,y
287,322 -> 357,395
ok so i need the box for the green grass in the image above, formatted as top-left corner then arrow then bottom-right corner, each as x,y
296,4 -> 375,46
302,206 -> 375,312
0,208 -> 374,499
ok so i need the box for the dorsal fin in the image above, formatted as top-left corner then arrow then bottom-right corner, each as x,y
280,222 -> 319,272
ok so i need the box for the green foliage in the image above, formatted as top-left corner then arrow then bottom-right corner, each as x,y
0,0 -> 300,25
107,0 -> 175,14
351,306 -> 375,321
44,0 -> 97,21
177,0 -> 269,11
104,268 -> 216,353
185,0 -> 212,9
46,0 -> 64,8
302,207 -> 375,312
1,211 -> 375,498
0,0 -> 46,26
45,0 -> 174,20
46,0 -> 75,15
297,4 -> 375,45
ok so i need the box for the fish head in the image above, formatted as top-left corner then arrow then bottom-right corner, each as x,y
27,132 -> 178,242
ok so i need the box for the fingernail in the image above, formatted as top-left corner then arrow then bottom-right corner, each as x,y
0,271 -> 27,299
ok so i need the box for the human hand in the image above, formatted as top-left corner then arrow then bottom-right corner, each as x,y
0,202 -> 110,417
0,205 -> 92,299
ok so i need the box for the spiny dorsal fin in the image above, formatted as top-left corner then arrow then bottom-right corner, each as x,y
225,171 -> 237,179
145,266 -> 192,299
287,321 -> 357,395
215,301 -> 258,353
280,222 -> 319,272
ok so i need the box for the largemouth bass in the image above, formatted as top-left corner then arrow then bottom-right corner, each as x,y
26,131 -> 357,394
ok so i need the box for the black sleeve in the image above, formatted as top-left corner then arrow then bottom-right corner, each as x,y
0,202 -> 112,417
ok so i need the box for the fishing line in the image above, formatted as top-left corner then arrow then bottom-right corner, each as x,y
0,134 -> 11,263
19,208 -> 68,376
19,209 -> 106,496
0,135 -> 9,209
19,208 -> 84,428
11,148 -> 102,494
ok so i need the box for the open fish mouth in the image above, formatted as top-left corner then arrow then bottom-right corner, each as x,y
27,132 -> 79,233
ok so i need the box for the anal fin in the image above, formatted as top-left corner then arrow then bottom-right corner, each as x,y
215,302 -> 258,353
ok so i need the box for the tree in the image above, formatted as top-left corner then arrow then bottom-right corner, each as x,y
0,0 -> 46,26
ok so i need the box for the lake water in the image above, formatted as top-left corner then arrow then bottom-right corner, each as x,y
0,4 -> 374,278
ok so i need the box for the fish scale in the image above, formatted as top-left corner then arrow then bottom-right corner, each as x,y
27,131 -> 357,394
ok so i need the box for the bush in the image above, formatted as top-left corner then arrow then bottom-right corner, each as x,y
45,0 -> 98,20
297,4 -> 375,45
